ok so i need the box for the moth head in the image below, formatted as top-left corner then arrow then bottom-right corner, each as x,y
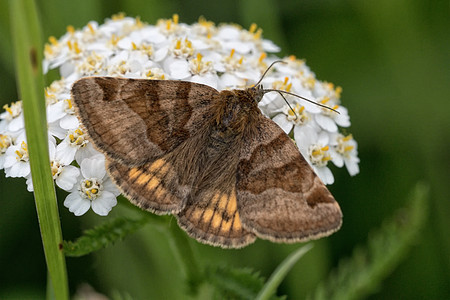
249,60 -> 286,104
247,84 -> 265,103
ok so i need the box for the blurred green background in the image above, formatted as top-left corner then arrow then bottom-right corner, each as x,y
0,0 -> 449,299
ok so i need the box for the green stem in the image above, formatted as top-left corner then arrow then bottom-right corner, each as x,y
256,244 -> 314,300
119,197 -> 203,293
9,1 -> 69,299
166,221 -> 203,295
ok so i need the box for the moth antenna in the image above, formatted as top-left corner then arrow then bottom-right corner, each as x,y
263,89 -> 340,114
277,91 -> 298,121
253,60 -> 287,87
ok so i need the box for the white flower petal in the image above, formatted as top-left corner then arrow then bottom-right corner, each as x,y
81,155 -> 106,179
315,166 -> 334,185
317,131 -> 330,145
60,62 -> 76,78
190,74 -> 218,89
217,26 -> 240,40
295,128 -> 317,153
141,27 -> 167,44
75,143 -> 101,165
56,166 -> 80,191
8,116 -> 24,132
272,114 -> 293,134
315,114 -> 338,132
46,101 -> 66,123
48,142 -> 56,160
153,47 -> 169,62
6,162 -> 30,178
56,142 -> 77,165
223,41 -> 251,54
3,154 -> 17,169
26,175 -> 34,192
102,177 -> 121,196
345,157 -> 360,176
335,112 -> 351,127
167,59 -> 191,79
293,125 -> 317,148
64,192 -> 91,216
48,121 -> 67,139
330,149 -> 344,167
262,39 -> 280,52
60,115 -> 79,130
91,191 -> 117,216
218,73 -> 246,89
0,155 -> 6,169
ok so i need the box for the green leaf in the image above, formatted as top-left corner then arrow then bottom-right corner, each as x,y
308,183 -> 429,300
206,245 -> 312,299
63,217 -> 149,257
206,265 -> 269,300
256,244 -> 314,300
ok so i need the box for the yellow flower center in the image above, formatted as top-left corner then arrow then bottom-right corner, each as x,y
146,68 -> 166,80
68,128 -> 88,147
319,97 -> 339,116
0,134 -> 12,154
272,77 -> 292,92
223,49 -> 245,72
287,104 -> 310,125
51,160 -> 63,178
67,40 -> 82,54
132,42 -> 153,57
80,178 -> 102,200
111,12 -> 126,21
78,52 -> 105,75
248,23 -> 262,40
336,134 -> 355,157
64,99 -> 75,114
15,141 -> 29,162
157,14 -> 181,35
2,101 -> 22,120
308,144 -> 331,167
171,38 -> 195,58
189,53 -> 213,75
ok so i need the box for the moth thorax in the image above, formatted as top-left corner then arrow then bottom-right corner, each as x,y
215,90 -> 259,133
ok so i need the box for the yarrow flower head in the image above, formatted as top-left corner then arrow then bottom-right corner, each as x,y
0,13 -> 359,216
64,155 -> 120,216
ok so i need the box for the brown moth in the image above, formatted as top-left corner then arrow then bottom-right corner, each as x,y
71,71 -> 342,248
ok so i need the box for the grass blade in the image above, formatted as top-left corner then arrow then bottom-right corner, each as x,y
9,1 -> 69,299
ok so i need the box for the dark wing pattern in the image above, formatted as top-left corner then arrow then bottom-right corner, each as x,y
236,116 -> 342,242
72,78 -> 218,214
72,77 -> 217,165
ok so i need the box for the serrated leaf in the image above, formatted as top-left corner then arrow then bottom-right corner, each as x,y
63,217 -> 149,257
206,265 -> 276,300
307,183 -> 429,300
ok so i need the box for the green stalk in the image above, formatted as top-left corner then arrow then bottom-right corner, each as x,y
166,221 -> 203,295
256,244 -> 314,300
9,1 -> 69,299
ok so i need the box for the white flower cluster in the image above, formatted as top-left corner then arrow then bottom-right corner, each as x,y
0,13 -> 359,216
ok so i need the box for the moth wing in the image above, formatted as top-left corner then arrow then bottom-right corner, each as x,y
72,77 -> 218,214
71,77 -> 218,165
236,116 -> 342,243
107,157 -> 190,214
172,129 -> 256,248
177,185 -> 256,249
